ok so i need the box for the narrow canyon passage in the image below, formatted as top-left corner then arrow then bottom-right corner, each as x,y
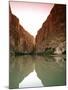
10,2 -> 54,38
9,2 -> 66,89
9,2 -> 66,54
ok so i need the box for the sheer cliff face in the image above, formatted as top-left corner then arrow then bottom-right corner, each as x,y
35,4 -> 66,53
9,4 -> 66,54
9,7 -> 34,53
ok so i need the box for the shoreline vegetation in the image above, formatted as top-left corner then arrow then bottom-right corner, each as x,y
10,48 -> 66,57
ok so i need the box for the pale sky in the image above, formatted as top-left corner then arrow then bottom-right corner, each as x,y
10,2 -> 54,37
19,69 -> 43,88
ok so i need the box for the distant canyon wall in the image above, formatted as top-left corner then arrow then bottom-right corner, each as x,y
9,6 -> 34,53
35,4 -> 66,54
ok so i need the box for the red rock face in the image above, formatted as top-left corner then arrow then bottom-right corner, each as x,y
35,4 -> 66,53
9,6 -> 34,53
18,25 -> 34,53
9,4 -> 66,54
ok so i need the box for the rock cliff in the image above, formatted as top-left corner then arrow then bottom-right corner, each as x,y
9,6 -> 34,53
9,4 -> 66,55
35,4 -> 66,54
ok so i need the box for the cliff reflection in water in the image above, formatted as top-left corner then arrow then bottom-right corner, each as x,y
9,55 -> 66,89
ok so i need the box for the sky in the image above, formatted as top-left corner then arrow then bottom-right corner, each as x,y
10,2 -> 54,37
19,69 -> 43,88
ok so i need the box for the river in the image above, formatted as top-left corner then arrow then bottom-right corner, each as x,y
9,55 -> 66,89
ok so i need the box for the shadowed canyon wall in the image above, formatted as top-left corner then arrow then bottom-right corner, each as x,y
9,6 -> 34,53
35,4 -> 66,54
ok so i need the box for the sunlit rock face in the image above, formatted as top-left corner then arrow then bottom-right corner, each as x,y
35,4 -> 66,54
9,6 -> 34,53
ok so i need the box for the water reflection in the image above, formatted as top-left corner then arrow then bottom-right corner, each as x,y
19,69 -> 43,88
35,55 -> 66,86
9,55 -> 66,89
9,55 -> 34,89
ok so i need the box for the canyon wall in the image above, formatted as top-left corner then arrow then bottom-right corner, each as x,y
9,6 -> 34,53
9,4 -> 66,54
35,4 -> 66,54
